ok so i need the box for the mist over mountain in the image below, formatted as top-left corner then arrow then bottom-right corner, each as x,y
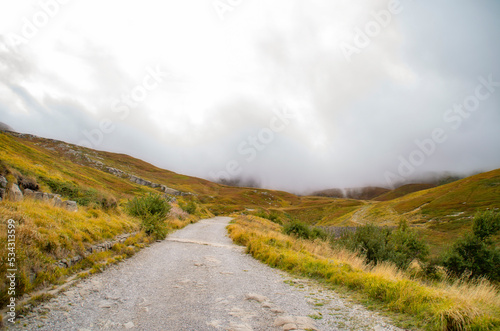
1,1 -> 500,192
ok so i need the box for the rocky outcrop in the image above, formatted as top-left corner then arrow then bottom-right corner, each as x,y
54,233 -> 137,268
7,184 -> 23,202
106,167 -> 127,177
23,188 -> 76,211
63,200 -> 78,212
53,196 -> 63,207
129,175 -> 153,187
0,175 -> 7,188
161,185 -> 182,196
0,176 -> 6,201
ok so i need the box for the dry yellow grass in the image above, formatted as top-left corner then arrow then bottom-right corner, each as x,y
228,215 -> 500,330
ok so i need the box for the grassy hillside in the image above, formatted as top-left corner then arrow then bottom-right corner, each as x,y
374,183 -> 436,201
312,186 -> 390,200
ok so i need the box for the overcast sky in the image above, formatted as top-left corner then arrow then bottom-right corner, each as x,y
1,0 -> 499,193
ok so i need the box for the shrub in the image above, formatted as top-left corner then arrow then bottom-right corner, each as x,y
336,221 -> 429,269
283,220 -> 327,240
442,211 -> 500,281
180,200 -> 197,214
41,177 -> 116,209
283,220 -> 313,239
125,193 -> 171,240
17,175 -> 39,191
254,209 -> 283,224
311,227 -> 328,240
388,221 -> 429,269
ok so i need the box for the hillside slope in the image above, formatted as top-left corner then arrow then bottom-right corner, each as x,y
281,169 -> 500,254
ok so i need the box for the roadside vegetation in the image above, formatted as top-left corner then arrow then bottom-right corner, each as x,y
0,133 -> 205,310
228,214 -> 500,330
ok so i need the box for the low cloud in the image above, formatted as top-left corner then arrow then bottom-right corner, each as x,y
1,0 -> 499,193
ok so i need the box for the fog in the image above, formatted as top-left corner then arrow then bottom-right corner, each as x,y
1,0 -> 500,193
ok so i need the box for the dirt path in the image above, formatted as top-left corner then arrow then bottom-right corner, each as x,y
9,217 -> 401,330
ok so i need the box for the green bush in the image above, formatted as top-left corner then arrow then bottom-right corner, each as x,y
442,211 -> 500,281
283,220 -> 327,240
283,220 -> 312,239
180,200 -> 197,214
336,221 -> 429,270
125,193 -> 171,240
388,222 -> 429,270
254,209 -> 283,225
41,177 -> 116,209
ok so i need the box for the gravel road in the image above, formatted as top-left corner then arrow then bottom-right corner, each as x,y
9,217 -> 402,331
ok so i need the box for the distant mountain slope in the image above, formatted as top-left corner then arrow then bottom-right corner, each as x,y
0,122 -> 14,132
0,132 -> 300,214
284,169 -> 500,255
312,186 -> 390,200
374,183 -> 436,201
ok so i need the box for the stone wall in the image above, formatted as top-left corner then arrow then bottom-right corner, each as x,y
54,233 -> 137,268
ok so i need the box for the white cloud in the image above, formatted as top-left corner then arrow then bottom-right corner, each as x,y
0,0 -> 499,192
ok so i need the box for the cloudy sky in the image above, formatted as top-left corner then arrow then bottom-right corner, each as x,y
1,0 -> 499,193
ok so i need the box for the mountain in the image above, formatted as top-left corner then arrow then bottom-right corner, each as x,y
0,122 -> 14,132
282,169 -> 500,255
312,186 -> 390,200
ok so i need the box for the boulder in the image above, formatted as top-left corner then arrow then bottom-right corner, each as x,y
42,192 -> 50,202
161,185 -> 181,196
34,191 -> 44,200
0,176 -> 7,188
107,167 -> 126,177
53,196 -> 63,207
23,188 -> 35,198
7,184 -> 23,202
0,188 -> 5,200
63,200 -> 78,212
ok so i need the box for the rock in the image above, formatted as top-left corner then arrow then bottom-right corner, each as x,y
106,167 -> 127,177
274,316 -> 295,327
53,196 -> 63,207
161,185 -> 182,196
295,316 -> 316,330
7,184 -> 23,201
0,188 -> 5,200
98,300 -> 113,308
0,175 -> 7,188
63,200 -> 78,212
42,192 -> 50,201
124,321 -> 134,329
245,293 -> 268,303
24,188 -> 35,198
261,302 -> 272,308
282,323 -> 297,331
34,191 -> 44,200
